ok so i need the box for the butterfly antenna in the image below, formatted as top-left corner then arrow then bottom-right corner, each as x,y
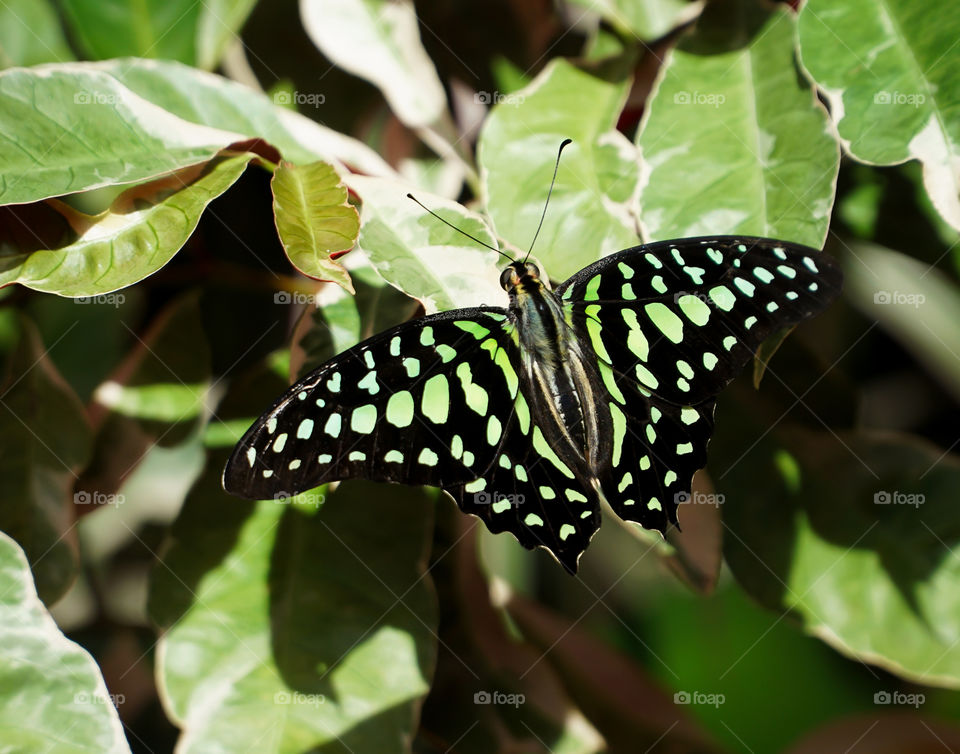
523,138 -> 572,264
406,193 -> 516,264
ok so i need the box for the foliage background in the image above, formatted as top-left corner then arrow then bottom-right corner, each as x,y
1,0 -> 959,752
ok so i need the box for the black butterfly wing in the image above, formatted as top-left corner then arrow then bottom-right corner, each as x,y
449,388 -> 602,574
556,236 -> 842,530
223,308 -> 520,499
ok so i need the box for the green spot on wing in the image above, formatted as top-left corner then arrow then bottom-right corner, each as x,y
421,375 -> 450,424
486,415 -> 502,445
350,404 -> 377,434
677,294 -> 711,326
532,426 -> 575,479
386,390 -> 414,428
644,302 -> 684,344
297,419 -> 314,439
436,343 -> 457,362
456,362 -> 489,415
454,321 -> 490,340
622,309 -> 649,360
584,274 -> 603,300
610,403 -> 626,467
418,447 -> 439,466
709,285 -> 736,311
324,414 -> 341,438
358,370 -> 379,395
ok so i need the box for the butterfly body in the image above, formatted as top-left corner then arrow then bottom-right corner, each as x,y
505,261 -> 612,481
224,236 -> 842,573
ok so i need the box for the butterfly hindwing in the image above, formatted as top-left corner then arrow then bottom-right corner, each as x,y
452,401 -> 603,573
602,390 -> 716,532
223,309 -> 521,499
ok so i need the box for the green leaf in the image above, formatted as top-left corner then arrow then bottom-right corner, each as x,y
59,0 -> 255,69
0,152 -> 255,296
96,382 -> 209,423
720,425 -> 960,688
843,241 -> 960,402
195,0 -> 259,70
60,0 -> 199,63
479,59 -> 641,280
798,0 -> 960,232
637,6 -> 839,248
98,58 -> 395,176
567,0 -> 704,41
24,288 -> 141,402
0,60 -> 395,207
300,0 -> 447,128
0,65 -> 245,206
152,455 -> 438,750
0,531 -> 130,753
0,0 -> 74,68
272,161 -> 360,294
91,293 -> 212,445
348,175 -> 506,312
0,316 -> 91,603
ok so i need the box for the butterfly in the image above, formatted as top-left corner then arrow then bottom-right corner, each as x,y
223,228 -> 842,573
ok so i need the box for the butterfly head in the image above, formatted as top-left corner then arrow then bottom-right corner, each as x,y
500,262 -> 542,294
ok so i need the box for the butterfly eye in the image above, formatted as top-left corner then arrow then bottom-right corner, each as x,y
524,263 -> 540,279
500,267 -> 516,290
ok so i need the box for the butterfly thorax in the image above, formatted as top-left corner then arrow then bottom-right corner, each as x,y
502,262 -> 612,479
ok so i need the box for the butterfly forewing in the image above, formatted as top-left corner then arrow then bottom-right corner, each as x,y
223,309 -> 521,499
558,238 -> 842,404
556,237 -> 841,529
